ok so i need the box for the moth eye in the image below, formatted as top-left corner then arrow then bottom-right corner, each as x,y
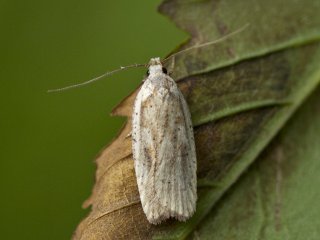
146,70 -> 150,76
162,67 -> 168,74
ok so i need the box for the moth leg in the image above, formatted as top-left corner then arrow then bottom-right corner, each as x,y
124,131 -> 132,139
125,131 -> 132,139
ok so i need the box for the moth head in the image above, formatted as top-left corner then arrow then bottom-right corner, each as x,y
147,57 -> 167,76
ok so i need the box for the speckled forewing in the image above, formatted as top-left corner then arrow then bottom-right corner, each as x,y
132,74 -> 197,224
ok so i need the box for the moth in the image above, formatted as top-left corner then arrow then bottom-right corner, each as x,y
132,57 -> 197,224
48,24 -> 248,225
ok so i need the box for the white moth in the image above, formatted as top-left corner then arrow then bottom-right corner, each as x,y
132,57 -> 197,224
47,24 -> 248,225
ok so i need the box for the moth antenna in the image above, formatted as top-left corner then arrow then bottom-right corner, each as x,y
162,23 -> 250,64
48,63 -> 146,93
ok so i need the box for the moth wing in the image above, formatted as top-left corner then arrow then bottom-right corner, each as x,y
132,76 -> 197,224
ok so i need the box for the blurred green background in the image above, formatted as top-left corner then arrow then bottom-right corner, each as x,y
0,1 -> 185,239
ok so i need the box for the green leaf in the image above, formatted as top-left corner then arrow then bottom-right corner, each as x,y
191,85 -> 320,240
160,0 -> 320,80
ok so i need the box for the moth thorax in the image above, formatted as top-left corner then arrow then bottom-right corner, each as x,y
148,65 -> 163,75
